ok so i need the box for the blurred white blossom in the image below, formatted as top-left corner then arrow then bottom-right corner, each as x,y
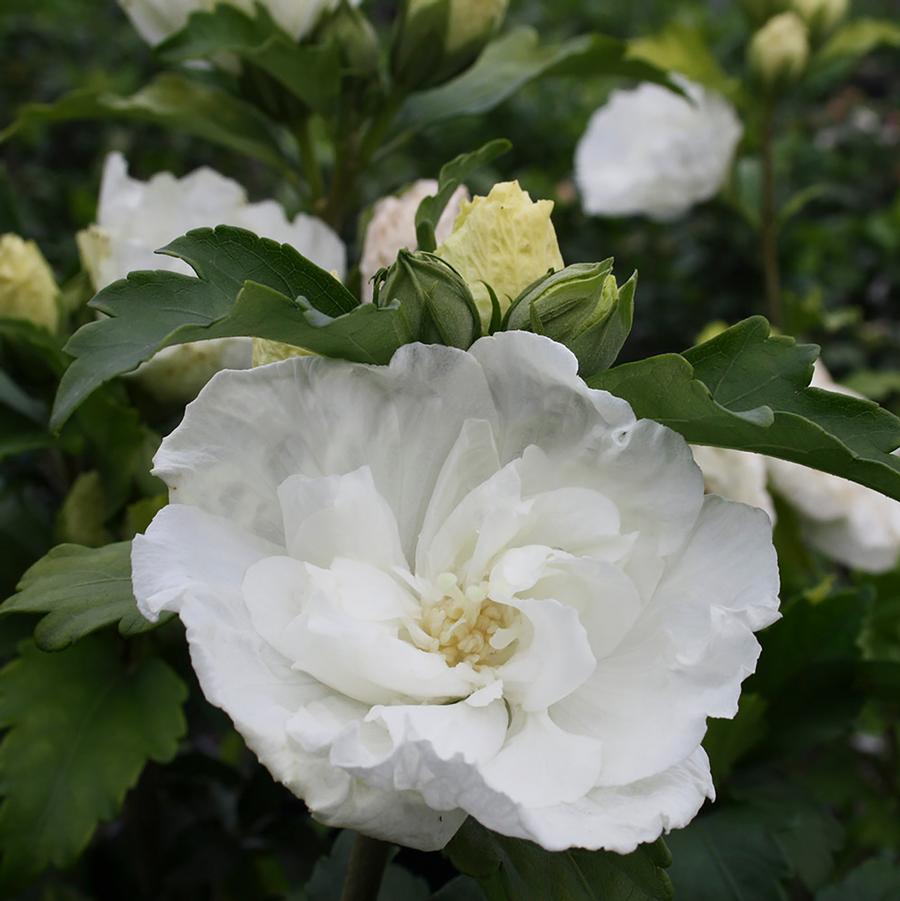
360,180 -> 468,303
134,331 -> 779,852
80,153 -> 345,402
117,0 -> 353,44
575,79 -> 743,221
0,234 -> 58,332
691,445 -> 776,523
768,361 -> 900,573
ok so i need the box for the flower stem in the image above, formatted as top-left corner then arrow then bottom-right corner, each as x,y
760,104 -> 783,328
339,833 -> 392,901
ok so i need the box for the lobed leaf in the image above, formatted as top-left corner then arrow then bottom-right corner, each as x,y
0,542 -> 166,651
591,317 -> 900,500
0,637 -> 187,891
51,227 -> 406,428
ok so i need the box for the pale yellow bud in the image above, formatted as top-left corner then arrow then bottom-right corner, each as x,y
436,181 -> 564,327
749,12 -> 810,86
0,234 -> 59,332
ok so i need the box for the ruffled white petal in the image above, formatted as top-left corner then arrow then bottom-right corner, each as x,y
553,497 -> 779,785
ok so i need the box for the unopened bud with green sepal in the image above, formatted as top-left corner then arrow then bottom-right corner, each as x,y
392,0 -> 508,90
373,249 -> 481,348
503,262 -> 637,377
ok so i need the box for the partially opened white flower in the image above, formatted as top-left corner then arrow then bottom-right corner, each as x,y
133,332 -> 779,852
575,79 -> 742,221
359,180 -> 468,303
118,0 -> 352,44
768,362 -> 900,573
79,153 -> 345,402
691,445 -> 775,523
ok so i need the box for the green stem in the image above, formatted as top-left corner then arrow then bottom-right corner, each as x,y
339,834 -> 392,901
296,119 -> 325,204
760,104 -> 782,328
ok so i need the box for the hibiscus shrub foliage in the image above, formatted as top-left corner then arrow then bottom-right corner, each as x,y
1,0 -> 900,899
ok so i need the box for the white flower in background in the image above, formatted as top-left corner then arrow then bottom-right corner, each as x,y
117,0 -> 352,45
768,361 -> 900,573
359,180 -> 468,304
748,12 -> 810,86
436,181 -> 565,326
691,446 -> 776,522
575,79 -> 743,222
79,152 -> 345,403
133,331 -> 779,852
0,234 -> 58,332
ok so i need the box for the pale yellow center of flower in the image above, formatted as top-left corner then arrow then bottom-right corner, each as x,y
418,573 -> 519,669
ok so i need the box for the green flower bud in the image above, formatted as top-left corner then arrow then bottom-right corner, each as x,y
392,0 -> 508,90
503,262 -> 636,377
0,234 -> 59,332
790,0 -> 848,38
749,12 -> 810,88
318,1 -> 380,80
373,249 -> 481,348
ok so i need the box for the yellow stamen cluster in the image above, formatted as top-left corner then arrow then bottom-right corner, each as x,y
420,573 -> 519,668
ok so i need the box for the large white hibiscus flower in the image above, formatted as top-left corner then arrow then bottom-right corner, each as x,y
768,361 -> 900,573
79,153 -> 345,402
575,79 -> 742,222
133,332 -> 779,852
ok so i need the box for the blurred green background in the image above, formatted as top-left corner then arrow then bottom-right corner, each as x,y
3,0 -> 898,374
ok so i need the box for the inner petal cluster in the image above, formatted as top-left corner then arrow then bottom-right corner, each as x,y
408,573 -> 520,668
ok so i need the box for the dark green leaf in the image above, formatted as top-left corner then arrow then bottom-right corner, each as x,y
447,819 -> 673,901
432,876 -> 488,900
667,808 -> 792,901
816,856 -> 900,900
415,139 -> 511,252
0,542 -> 168,651
1,74 -> 294,177
591,317 -> 900,501
158,5 -> 342,115
51,227 -> 404,428
399,28 -> 675,132
703,693 -> 768,784
0,369 -> 47,423
0,637 -> 187,891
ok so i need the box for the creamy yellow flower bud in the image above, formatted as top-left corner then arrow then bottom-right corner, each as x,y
749,12 -> 810,87
790,0 -> 848,35
0,234 -> 59,332
436,181 -> 564,327
393,0 -> 508,89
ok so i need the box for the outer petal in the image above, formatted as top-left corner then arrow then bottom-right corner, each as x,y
553,496 -> 779,785
515,748 -> 715,853
153,343 -> 497,548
